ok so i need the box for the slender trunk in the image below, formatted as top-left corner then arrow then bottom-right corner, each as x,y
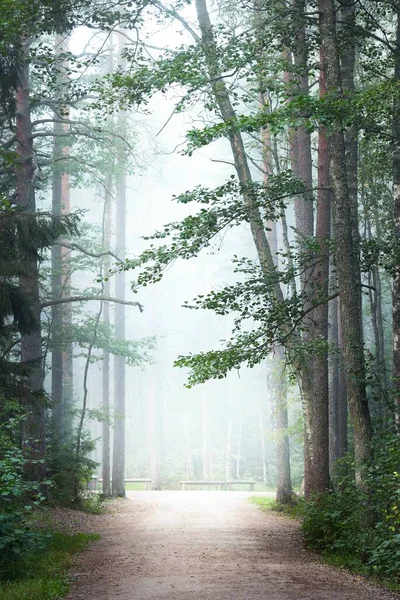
112,33 -> 127,496
337,299 -> 348,456
148,372 -> 161,490
102,184 -> 112,497
271,346 -> 293,502
318,0 -> 373,468
328,294 -> 340,472
195,0 -> 284,303
236,414 -> 242,479
51,114 -> 64,443
261,122 -> 293,500
202,391 -> 208,479
307,50 -> 331,493
392,10 -> 400,429
51,34 -> 72,445
226,398 -> 232,480
112,142 -> 127,497
257,404 -> 267,485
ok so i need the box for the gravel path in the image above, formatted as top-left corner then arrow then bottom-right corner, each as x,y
67,491 -> 400,600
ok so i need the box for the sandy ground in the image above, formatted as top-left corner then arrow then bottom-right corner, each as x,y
66,491 -> 400,600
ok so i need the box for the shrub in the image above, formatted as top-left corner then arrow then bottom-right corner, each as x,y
0,417 -> 46,576
302,432 -> 400,582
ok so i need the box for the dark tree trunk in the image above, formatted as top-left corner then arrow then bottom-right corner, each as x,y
318,0 -> 373,469
392,10 -> 400,429
307,51 -> 331,493
15,58 -> 46,483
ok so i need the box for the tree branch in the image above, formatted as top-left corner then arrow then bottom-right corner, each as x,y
41,296 -> 144,312
60,241 -> 123,262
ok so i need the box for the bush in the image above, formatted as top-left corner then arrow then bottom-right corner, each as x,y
47,430 -> 98,508
0,419 -> 46,576
302,432 -> 400,582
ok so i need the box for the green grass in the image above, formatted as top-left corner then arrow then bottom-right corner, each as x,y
0,531 -> 100,600
124,482 -> 151,491
249,495 -> 305,519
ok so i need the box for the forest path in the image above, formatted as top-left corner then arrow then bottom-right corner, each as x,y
67,491 -> 399,600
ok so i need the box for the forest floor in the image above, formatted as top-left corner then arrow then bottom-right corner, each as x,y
65,491 -> 400,600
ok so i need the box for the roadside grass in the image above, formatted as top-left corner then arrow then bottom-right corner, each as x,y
0,531 -> 99,600
249,495 -> 304,519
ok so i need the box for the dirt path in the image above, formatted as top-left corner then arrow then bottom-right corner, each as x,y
67,491 -> 399,600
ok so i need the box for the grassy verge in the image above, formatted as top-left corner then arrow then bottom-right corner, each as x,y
250,495 -> 400,593
249,495 -> 304,519
0,531 -> 99,600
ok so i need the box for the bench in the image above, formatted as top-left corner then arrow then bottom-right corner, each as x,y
179,480 -> 226,490
93,478 -> 152,491
179,480 -> 256,491
227,480 -> 255,491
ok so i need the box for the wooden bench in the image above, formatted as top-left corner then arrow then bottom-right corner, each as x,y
94,478 -> 152,490
179,480 -> 256,491
227,480 -> 255,491
179,480 -> 226,490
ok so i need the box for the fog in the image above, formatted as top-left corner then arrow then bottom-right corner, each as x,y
46,15 -> 303,492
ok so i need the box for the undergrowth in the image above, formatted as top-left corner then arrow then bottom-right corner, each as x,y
0,531 -> 99,600
251,432 -> 400,591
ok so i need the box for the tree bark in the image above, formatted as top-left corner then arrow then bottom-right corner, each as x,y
392,9 -> 400,429
318,0 -> 373,469
51,33 -> 72,445
112,137 -> 127,497
15,57 -> 46,483
102,183 -> 112,497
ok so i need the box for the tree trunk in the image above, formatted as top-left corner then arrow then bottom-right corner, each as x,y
15,57 -> 46,484
306,50 -> 331,493
102,184 -> 112,497
257,404 -> 267,485
261,124 -> 293,501
392,9 -> 400,429
318,0 -> 373,469
236,413 -> 242,479
273,346 -> 293,503
202,391 -> 208,479
112,151 -> 127,497
51,34 -> 72,445
226,397 -> 232,480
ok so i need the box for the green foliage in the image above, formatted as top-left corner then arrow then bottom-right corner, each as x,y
0,530 -> 99,598
0,411 -> 46,575
47,431 -> 98,508
302,432 -> 400,582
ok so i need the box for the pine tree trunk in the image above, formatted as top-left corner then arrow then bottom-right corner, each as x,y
307,51 -> 331,492
112,158 -> 127,497
273,346 -> 293,503
51,34 -> 72,444
15,57 -> 46,483
102,185 -> 112,497
392,10 -> 400,429
261,125 -> 293,501
318,0 -> 373,468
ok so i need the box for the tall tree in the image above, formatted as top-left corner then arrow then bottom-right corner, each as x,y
317,0 -> 373,468
15,53 -> 46,483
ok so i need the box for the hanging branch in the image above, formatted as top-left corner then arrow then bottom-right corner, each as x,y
41,296 -> 144,311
